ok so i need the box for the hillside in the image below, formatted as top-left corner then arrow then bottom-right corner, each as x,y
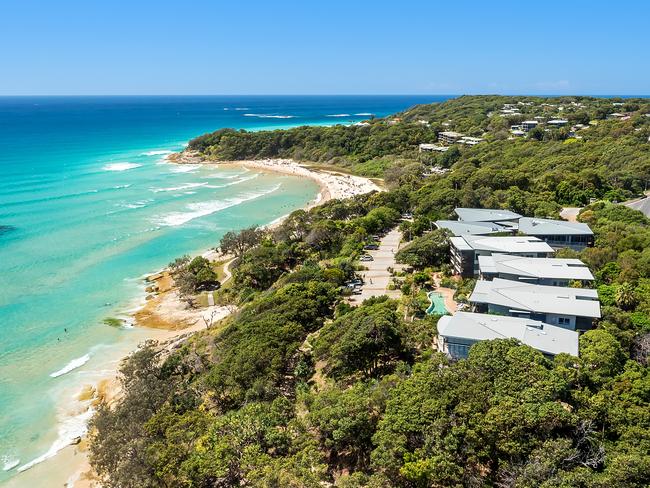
90,96 -> 650,487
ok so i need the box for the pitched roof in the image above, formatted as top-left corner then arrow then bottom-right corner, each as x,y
518,217 -> 593,236
436,220 -> 510,236
451,235 -> 555,254
455,208 -> 522,222
438,312 -> 579,357
478,255 -> 595,281
469,278 -> 601,318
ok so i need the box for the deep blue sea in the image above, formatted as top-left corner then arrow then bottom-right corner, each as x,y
0,95 -> 450,485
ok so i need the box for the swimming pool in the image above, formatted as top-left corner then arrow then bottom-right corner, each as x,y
426,291 -> 449,315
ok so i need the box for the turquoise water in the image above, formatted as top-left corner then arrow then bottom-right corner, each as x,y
0,95 -> 450,482
426,291 -> 449,315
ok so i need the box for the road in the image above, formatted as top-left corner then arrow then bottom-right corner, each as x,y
625,196 -> 650,217
348,228 -> 404,304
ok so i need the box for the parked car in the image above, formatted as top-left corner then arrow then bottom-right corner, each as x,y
360,255 -> 374,262
363,244 -> 379,250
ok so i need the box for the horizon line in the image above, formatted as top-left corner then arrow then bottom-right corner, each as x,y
0,93 -> 649,98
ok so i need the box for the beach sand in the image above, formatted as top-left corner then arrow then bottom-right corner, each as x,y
10,157 -> 380,487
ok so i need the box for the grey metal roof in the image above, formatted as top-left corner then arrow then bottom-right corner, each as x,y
478,255 -> 595,281
436,220 -> 510,236
438,312 -> 579,357
469,278 -> 601,318
518,217 -> 593,236
455,208 -> 522,222
454,235 -> 555,254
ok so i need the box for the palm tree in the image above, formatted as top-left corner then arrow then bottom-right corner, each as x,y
615,282 -> 637,311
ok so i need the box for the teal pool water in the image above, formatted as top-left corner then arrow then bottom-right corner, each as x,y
426,291 -> 449,315
0,95 -> 450,483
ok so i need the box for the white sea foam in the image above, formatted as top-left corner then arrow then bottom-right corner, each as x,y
2,455 -> 20,472
206,173 -> 259,188
326,113 -> 351,117
203,172 -> 245,179
156,184 -> 281,227
234,107 -> 250,111
243,113 -> 296,119
169,164 -> 201,174
49,354 -> 91,378
112,184 -> 132,189
141,150 -> 173,156
354,112 -> 374,116
102,162 -> 142,172
150,182 -> 209,193
17,407 -> 94,473
117,199 -> 150,209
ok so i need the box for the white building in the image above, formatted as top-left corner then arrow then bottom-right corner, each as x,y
437,312 -> 579,359
478,255 -> 595,286
469,278 -> 601,330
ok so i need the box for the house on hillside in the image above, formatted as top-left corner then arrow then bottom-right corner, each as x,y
450,235 -> 554,277
419,143 -> 449,152
478,255 -> 594,286
518,217 -> 594,250
437,311 -> 579,359
547,119 -> 568,127
438,131 -> 464,145
436,220 -> 512,237
521,120 -> 539,131
469,278 -> 601,330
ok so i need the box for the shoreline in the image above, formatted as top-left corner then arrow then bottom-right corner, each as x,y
10,155 -> 380,487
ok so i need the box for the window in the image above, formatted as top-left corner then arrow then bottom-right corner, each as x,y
558,317 -> 571,326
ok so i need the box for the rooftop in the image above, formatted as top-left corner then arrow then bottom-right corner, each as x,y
478,255 -> 595,281
436,220 -> 509,236
450,235 -> 555,254
438,312 -> 579,357
469,278 -> 601,318
455,207 -> 522,222
519,217 -> 593,236
439,131 -> 464,137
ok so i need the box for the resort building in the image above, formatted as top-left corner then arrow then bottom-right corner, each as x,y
547,119 -> 569,127
478,255 -> 595,286
419,143 -> 449,152
437,312 -> 579,359
450,235 -> 554,277
436,220 -> 512,237
521,120 -> 539,131
438,131 -> 464,145
454,208 -> 522,226
469,278 -> 601,330
518,217 -> 594,250
459,136 -> 484,146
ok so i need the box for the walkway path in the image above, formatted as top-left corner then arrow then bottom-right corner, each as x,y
349,228 -> 404,304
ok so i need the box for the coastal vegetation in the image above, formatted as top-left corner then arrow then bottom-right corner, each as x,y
91,96 -> 650,487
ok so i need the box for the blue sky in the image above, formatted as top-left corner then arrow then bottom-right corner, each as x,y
1,0 -> 648,95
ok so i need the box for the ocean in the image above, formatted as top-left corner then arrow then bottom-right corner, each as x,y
0,95 -> 450,484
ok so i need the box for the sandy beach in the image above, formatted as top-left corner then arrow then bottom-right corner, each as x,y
11,156 -> 381,487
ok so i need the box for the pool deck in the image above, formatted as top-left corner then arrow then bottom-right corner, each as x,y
433,272 -> 458,313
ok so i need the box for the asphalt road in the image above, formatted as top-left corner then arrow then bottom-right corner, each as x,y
626,196 -> 650,217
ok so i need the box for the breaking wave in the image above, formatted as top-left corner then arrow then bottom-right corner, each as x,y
156,184 -> 281,227
150,182 -> 209,193
49,354 -> 91,378
17,407 -> 94,473
243,113 -> 296,119
169,164 -> 201,174
102,162 -> 142,172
